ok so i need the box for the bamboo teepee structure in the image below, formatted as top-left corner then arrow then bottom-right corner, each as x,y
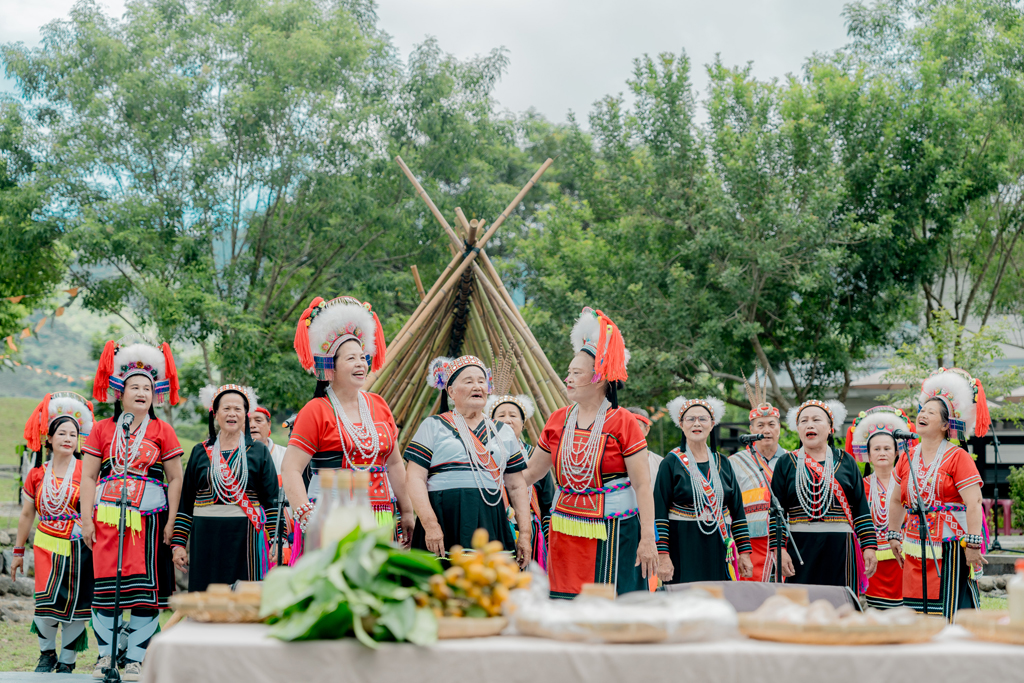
363,156 -> 569,452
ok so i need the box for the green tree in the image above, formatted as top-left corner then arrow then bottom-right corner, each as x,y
0,98 -> 67,340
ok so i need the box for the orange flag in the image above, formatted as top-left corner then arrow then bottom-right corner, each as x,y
4,336 -> 15,351
7,295 -> 25,304
34,317 -> 47,332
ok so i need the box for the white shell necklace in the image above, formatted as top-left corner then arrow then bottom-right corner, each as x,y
40,455 -> 76,516
795,447 -> 835,520
681,446 -> 725,536
113,414 -> 150,476
209,434 -> 248,504
911,440 -> 952,508
452,409 -> 506,507
327,388 -> 381,470
869,472 -> 895,529
559,399 -> 611,492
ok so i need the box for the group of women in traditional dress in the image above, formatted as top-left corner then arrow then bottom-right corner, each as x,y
14,292 -> 995,676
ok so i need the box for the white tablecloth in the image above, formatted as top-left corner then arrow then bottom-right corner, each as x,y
143,621 -> 1024,683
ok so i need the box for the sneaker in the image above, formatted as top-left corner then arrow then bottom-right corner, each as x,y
35,650 -> 58,673
55,662 -> 76,673
123,661 -> 143,682
93,655 -> 112,679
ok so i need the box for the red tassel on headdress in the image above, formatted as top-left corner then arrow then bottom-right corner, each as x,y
294,297 -> 324,372
370,309 -> 387,373
974,379 -> 991,438
162,342 -> 180,406
844,425 -> 855,457
23,394 -> 50,452
594,309 -> 628,383
93,340 -> 116,402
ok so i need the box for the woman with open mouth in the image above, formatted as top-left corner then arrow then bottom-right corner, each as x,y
886,368 -> 989,621
654,396 -> 753,583
847,405 -> 912,609
81,338 -> 185,681
771,400 -> 877,595
523,307 -> 658,599
283,296 -> 414,553
171,385 -> 280,592
405,355 -> 533,567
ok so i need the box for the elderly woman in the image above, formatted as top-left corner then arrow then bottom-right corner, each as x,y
524,307 -> 658,599
14,393 -> 95,673
847,406 -> 910,610
282,296 -> 415,550
81,339 -> 184,681
888,369 -> 989,621
171,385 -> 279,591
655,396 -> 753,583
405,355 -> 532,567
487,387 -> 556,569
729,369 -> 794,582
772,400 -> 877,594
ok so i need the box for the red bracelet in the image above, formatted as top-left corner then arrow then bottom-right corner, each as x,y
13,546 -> 25,557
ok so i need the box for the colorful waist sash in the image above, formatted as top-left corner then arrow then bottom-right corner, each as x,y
551,480 -> 637,541
96,474 -> 168,533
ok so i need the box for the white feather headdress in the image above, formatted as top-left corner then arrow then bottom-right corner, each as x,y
569,307 -> 631,381
486,394 -> 536,422
294,296 -> 386,381
93,336 -> 179,405
786,399 -> 848,433
666,395 -> 727,426
200,384 -> 258,414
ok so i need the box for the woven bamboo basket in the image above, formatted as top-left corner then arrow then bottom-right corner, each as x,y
437,616 -> 508,639
168,583 -> 264,624
957,610 -> 1024,645
738,614 -> 945,645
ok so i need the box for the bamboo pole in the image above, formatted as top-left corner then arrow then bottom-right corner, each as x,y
371,157 -> 553,388
388,295 -> 455,415
395,155 -> 462,250
410,265 -> 426,300
471,261 -> 563,411
454,208 -> 472,244
479,250 -> 566,398
390,313 -> 454,424
467,219 -> 479,247
474,274 -> 554,418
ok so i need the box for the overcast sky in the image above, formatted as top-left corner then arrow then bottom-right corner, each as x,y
2,0 -> 855,123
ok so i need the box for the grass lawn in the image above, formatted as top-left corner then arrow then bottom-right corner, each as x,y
1,397 -> 37,507
0,611 -> 173,673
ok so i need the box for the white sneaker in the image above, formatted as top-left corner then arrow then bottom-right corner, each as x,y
123,661 -> 143,681
92,656 -> 112,679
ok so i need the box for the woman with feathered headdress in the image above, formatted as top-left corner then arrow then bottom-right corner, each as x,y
886,369 -> 989,621
847,406 -> 911,610
771,400 -> 877,596
283,296 -> 414,554
485,345 -> 556,569
14,393 -> 95,673
654,396 -> 753,583
405,354 -> 532,566
522,307 -> 658,598
170,385 -> 280,592
81,336 -> 184,680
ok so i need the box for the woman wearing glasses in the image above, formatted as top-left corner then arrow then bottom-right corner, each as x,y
654,396 -> 753,583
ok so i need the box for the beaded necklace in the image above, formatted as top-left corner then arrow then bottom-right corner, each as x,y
558,399 -> 611,492
113,414 -> 150,476
327,388 -> 382,471
910,440 -> 953,508
452,410 -> 506,507
208,434 -> 248,505
795,447 -> 835,520
869,472 -> 895,530
679,446 -> 725,536
39,455 -> 76,517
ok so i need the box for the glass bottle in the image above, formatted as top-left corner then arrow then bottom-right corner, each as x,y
305,469 -> 336,552
1009,559 -> 1024,624
323,469 -> 359,546
352,470 -> 378,531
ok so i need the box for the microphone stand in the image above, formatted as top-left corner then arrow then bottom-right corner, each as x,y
275,491 -> 287,567
104,416 -> 132,683
900,436 -> 941,618
744,438 -> 803,582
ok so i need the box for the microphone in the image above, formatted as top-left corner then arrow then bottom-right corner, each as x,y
893,428 -> 918,440
738,433 -> 765,445
120,412 -> 134,434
